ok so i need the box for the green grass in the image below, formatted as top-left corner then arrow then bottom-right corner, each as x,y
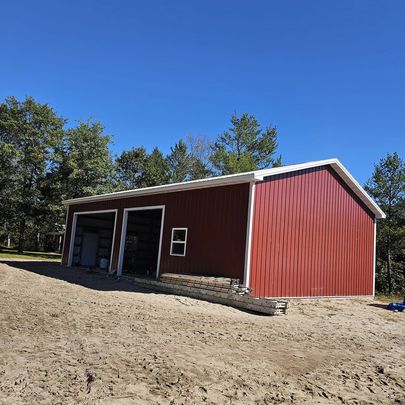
0,246 -> 61,261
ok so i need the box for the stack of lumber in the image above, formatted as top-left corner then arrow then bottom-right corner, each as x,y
128,272 -> 288,315
160,273 -> 251,295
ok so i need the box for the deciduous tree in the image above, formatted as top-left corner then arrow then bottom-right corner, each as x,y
62,120 -> 114,198
0,96 -> 65,252
185,134 -> 213,180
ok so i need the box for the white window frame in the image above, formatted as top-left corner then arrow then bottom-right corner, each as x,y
170,227 -> 188,257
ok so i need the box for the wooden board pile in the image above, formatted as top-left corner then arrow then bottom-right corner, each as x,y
133,272 -> 288,316
160,273 -> 251,296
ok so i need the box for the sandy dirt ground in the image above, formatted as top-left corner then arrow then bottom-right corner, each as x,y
0,260 -> 404,405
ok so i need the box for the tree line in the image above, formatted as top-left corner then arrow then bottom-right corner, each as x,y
0,96 -> 280,253
365,153 -> 404,295
0,96 -> 403,294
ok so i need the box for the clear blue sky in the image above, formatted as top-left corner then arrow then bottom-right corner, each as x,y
1,0 -> 404,184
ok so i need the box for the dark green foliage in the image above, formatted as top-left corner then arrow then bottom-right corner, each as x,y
210,112 -> 281,175
0,97 -> 115,252
115,147 -> 169,190
0,99 -> 283,252
142,148 -> 169,187
0,96 -> 66,251
115,137 -> 212,190
166,140 -> 190,183
115,147 -> 147,189
365,152 -> 405,294
62,120 -> 114,198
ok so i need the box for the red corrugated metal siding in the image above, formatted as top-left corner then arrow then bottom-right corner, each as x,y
250,166 -> 374,298
62,183 -> 249,280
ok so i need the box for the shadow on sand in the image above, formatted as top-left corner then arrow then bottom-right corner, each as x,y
0,260 -> 274,316
0,260 -> 156,294
367,303 -> 389,310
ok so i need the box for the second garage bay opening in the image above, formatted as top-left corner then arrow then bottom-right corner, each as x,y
119,207 -> 164,278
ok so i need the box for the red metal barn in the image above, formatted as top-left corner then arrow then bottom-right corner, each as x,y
61,159 -> 385,298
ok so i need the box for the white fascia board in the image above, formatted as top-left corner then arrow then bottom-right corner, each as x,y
62,172 -> 256,205
253,158 -> 339,180
253,158 -> 386,219
62,157 -> 385,220
329,160 -> 386,219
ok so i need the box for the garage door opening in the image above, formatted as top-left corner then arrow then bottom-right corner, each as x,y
119,207 -> 164,278
68,211 -> 116,270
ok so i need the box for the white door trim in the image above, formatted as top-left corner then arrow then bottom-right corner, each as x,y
117,205 -> 166,279
67,209 -> 118,272
61,205 -> 69,261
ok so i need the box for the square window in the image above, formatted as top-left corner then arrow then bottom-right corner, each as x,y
172,229 -> 186,242
171,242 -> 185,255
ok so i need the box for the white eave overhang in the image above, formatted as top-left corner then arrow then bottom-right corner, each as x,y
253,158 -> 385,219
62,172 -> 257,205
63,158 -> 385,219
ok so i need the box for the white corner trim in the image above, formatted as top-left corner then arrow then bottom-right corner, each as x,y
67,209 -> 118,271
372,219 -> 377,296
243,182 -> 256,288
116,205 -> 166,278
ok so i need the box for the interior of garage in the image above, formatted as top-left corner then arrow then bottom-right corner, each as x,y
122,209 -> 162,277
72,212 -> 116,268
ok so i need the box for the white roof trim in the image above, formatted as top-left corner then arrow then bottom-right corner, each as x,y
62,172 -> 256,205
254,158 -> 385,219
63,158 -> 385,219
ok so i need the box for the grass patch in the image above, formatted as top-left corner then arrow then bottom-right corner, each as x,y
0,246 -> 61,261
375,294 -> 404,303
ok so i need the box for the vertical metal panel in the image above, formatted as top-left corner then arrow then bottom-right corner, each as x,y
62,183 -> 250,281
250,166 -> 375,298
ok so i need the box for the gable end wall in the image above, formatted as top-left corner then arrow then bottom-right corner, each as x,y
250,166 -> 375,298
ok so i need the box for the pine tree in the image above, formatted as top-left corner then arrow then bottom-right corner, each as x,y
115,147 -> 147,190
210,112 -> 281,175
166,140 -> 190,183
142,148 -> 169,187
365,152 -> 405,294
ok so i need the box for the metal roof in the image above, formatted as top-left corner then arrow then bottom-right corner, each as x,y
63,158 -> 385,219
